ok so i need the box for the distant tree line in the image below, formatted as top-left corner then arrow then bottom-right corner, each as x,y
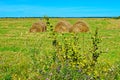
112,16 -> 120,19
0,16 -> 120,19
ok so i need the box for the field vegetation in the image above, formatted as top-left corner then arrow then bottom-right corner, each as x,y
0,18 -> 120,80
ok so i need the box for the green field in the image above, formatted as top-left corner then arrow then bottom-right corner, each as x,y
0,18 -> 120,80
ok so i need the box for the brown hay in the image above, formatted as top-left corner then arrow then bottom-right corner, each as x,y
54,21 -> 72,33
29,21 -> 47,33
70,20 -> 89,33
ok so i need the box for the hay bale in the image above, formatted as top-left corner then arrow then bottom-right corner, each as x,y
54,21 -> 72,33
70,20 -> 89,33
29,21 -> 47,33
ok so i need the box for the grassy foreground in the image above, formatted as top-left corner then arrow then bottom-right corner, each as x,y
0,18 -> 120,80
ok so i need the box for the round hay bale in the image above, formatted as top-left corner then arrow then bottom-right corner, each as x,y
29,21 -> 47,33
70,20 -> 89,33
54,21 -> 72,33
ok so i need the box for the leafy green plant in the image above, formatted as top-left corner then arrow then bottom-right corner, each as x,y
45,27 -> 117,79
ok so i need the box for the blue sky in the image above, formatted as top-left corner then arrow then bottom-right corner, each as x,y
0,0 -> 120,17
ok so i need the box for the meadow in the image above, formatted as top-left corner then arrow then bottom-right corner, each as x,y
0,18 -> 120,80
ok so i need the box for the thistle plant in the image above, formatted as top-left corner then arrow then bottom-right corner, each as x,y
91,27 -> 102,66
43,16 -> 53,32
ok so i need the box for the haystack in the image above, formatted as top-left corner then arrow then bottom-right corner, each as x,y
29,21 -> 47,33
54,21 -> 72,33
70,20 -> 89,33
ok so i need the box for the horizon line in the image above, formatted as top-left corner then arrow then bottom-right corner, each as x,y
0,16 -> 120,18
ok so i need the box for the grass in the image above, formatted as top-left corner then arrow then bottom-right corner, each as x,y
0,18 -> 120,79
